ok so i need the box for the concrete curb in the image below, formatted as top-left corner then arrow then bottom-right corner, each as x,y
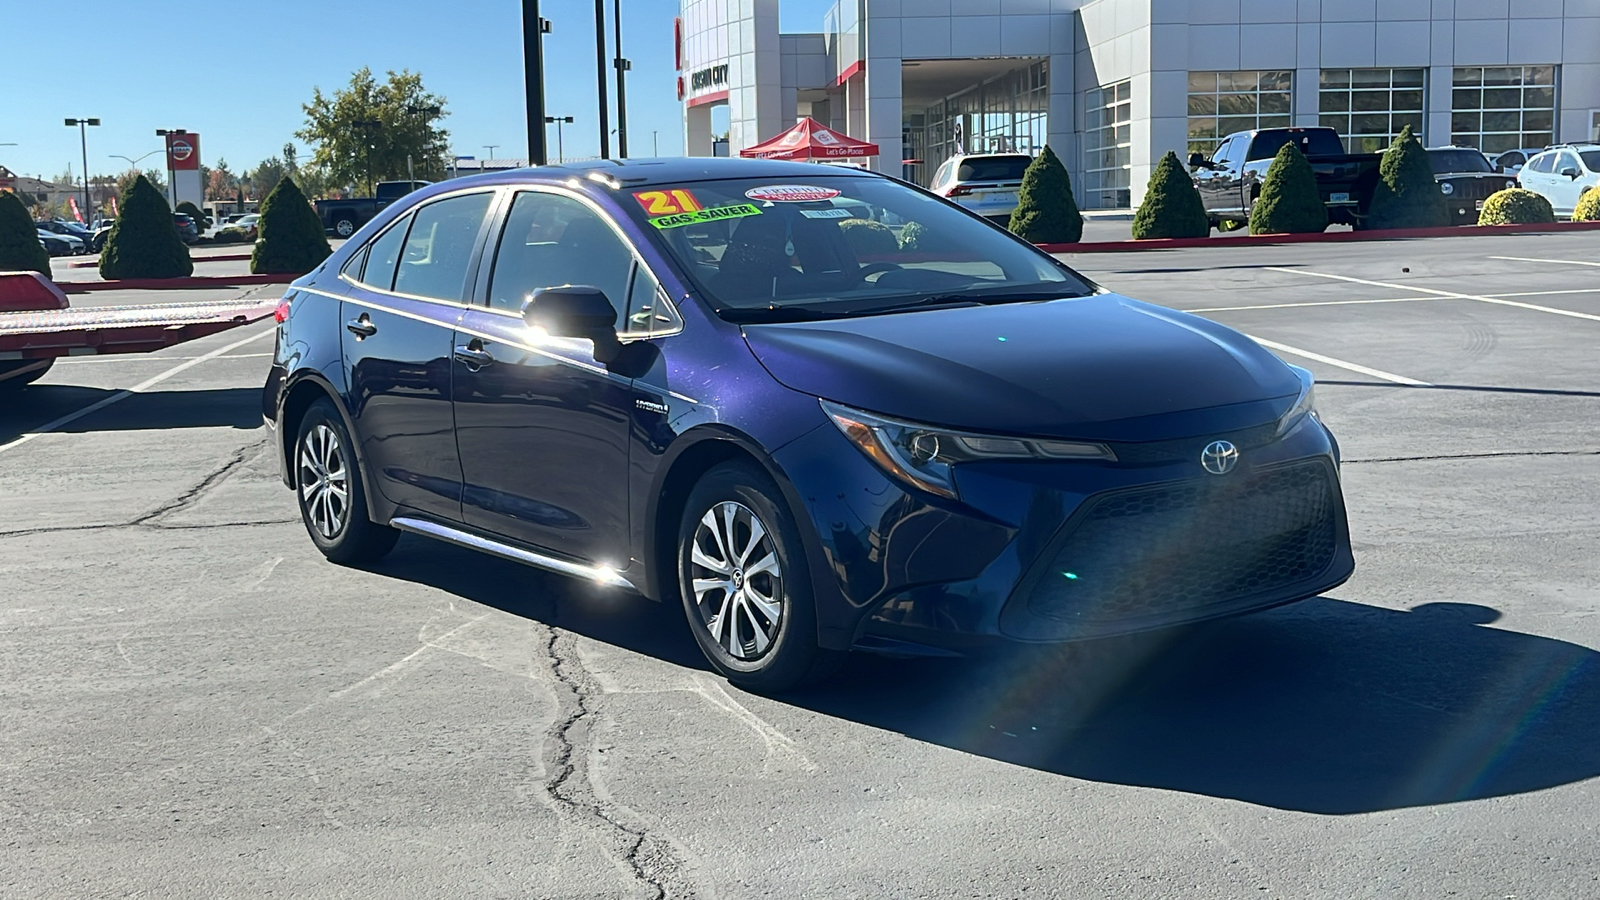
59,274 -> 298,294
1039,219 -> 1600,253
66,252 -> 255,269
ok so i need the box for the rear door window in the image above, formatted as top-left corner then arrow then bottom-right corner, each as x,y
393,192 -> 494,302
359,214 -> 412,291
1528,153 -> 1556,174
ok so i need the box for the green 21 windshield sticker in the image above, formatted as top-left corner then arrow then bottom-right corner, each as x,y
650,203 -> 763,230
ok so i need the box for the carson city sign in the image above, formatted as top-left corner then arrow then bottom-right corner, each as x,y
690,63 -> 729,93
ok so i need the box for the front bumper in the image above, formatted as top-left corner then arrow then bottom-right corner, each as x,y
773,412 -> 1353,653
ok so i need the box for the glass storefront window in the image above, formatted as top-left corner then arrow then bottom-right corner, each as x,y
1083,80 -> 1131,209
1319,68 -> 1427,153
1187,71 -> 1294,156
904,60 -> 1049,188
1451,66 -> 1558,155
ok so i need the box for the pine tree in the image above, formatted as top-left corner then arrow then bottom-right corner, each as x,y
100,175 -> 193,279
1008,146 -> 1083,244
0,190 -> 52,277
1249,143 -> 1329,235
251,176 -> 332,275
1367,126 -> 1449,230
1131,151 -> 1209,240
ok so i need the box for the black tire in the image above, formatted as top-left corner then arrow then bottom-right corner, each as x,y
677,461 -> 840,692
332,215 -> 357,238
0,359 -> 53,390
293,398 -> 398,565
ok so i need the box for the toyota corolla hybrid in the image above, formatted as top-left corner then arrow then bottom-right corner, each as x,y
263,157 -> 1354,691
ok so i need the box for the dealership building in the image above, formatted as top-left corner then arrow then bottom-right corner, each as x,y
678,0 -> 1600,207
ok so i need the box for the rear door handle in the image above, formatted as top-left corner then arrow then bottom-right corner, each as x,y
453,344 -> 495,369
345,316 -> 377,338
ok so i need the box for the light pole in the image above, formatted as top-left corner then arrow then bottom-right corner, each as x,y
404,103 -> 441,183
653,131 -> 659,156
64,118 -> 99,222
110,150 -> 161,170
594,0 -> 610,159
353,120 -> 380,197
155,128 -> 187,207
524,0 -> 553,165
612,0 -> 630,157
483,145 -> 500,169
544,117 -> 573,163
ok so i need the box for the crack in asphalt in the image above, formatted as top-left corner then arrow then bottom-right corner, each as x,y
1346,449 -> 1600,464
542,625 -> 699,900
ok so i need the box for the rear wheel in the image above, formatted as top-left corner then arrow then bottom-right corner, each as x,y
332,216 -> 357,238
294,399 -> 398,565
678,462 -> 839,692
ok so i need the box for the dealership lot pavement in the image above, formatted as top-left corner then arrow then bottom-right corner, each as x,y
3,233 -> 1597,898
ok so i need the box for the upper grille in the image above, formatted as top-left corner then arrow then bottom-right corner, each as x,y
1018,461 -> 1338,629
1106,420 -> 1279,467
1444,177 -> 1502,202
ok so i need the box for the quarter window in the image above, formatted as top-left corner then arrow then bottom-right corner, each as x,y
489,192 -> 634,317
393,192 -> 494,302
359,214 -> 412,292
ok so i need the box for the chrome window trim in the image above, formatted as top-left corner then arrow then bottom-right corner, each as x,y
337,184 -> 509,308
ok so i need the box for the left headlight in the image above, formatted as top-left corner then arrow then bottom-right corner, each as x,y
821,400 -> 1116,500
1440,182 -> 1455,195
1277,365 -> 1319,436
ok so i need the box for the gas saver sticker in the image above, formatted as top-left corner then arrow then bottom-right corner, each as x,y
745,185 -> 842,203
649,203 -> 764,230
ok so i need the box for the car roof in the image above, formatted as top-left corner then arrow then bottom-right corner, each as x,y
417,157 -> 888,197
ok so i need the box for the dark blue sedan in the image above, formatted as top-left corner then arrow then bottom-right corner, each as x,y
263,157 -> 1353,691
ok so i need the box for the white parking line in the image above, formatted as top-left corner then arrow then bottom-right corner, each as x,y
1264,267 -> 1600,324
1490,256 -> 1600,268
1191,286 -> 1600,313
0,327 -> 276,457
1244,335 -> 1431,386
54,352 -> 274,365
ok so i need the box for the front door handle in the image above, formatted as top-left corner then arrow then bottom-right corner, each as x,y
345,316 -> 377,338
453,344 -> 495,369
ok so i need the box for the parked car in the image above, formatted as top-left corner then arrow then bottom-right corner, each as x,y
1190,127 -> 1384,229
1517,144 -> 1600,218
315,180 -> 430,238
1491,148 -> 1545,175
173,213 -> 200,244
927,153 -> 1032,225
263,158 -> 1354,691
230,213 -> 262,240
37,229 -> 83,256
90,221 -> 114,252
1427,147 -> 1519,225
36,219 -> 95,245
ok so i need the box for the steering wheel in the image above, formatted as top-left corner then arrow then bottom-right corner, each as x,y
857,261 -> 903,282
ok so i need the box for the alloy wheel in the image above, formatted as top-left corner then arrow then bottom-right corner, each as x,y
689,501 -> 785,660
297,423 -> 350,540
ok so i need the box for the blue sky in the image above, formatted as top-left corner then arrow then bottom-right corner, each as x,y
1,0 -> 835,184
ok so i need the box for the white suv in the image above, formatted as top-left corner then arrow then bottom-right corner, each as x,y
1517,144 -> 1600,217
928,153 -> 1032,225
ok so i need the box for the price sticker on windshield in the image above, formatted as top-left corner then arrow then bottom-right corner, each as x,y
649,203 -> 764,230
634,190 -> 704,216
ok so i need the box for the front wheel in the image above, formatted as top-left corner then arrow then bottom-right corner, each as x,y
678,462 -> 840,692
332,216 -> 357,238
294,398 -> 398,565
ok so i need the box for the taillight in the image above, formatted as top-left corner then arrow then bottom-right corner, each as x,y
947,186 -> 974,197
273,295 -> 292,324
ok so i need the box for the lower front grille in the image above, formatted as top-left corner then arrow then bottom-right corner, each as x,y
1017,461 -> 1338,630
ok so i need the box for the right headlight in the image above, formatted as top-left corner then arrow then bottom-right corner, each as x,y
821,400 -> 1116,500
1277,365 -> 1319,436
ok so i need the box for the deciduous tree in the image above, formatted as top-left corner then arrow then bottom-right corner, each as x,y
297,67 -> 450,195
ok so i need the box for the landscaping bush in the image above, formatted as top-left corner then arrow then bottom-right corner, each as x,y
0,190 -> 51,277
99,175 -> 193,279
213,226 -> 253,244
1008,145 -> 1083,244
1478,188 -> 1556,225
1131,151 -> 1209,240
1249,142 -> 1328,235
839,218 -> 899,256
175,200 -> 210,232
1367,126 -> 1449,230
251,176 -> 331,275
1573,186 -> 1600,222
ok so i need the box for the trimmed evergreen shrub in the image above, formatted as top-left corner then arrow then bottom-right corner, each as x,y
1478,188 -> 1556,225
213,226 -> 253,244
99,175 -> 193,279
175,201 -> 210,232
1367,126 -> 1449,230
1249,142 -> 1328,235
1008,145 -> 1083,244
1131,151 -> 1209,240
0,190 -> 52,277
839,218 -> 899,256
1573,186 -> 1600,222
251,177 -> 331,275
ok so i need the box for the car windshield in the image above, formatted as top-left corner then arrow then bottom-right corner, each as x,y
955,156 -> 1030,182
1582,151 -> 1600,171
1429,149 -> 1493,173
622,176 -> 1092,322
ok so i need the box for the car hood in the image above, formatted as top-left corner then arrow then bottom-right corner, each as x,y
741,293 -> 1303,442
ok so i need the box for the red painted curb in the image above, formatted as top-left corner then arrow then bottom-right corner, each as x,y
58,274 -> 298,294
1039,219 -> 1600,254
66,252 -> 255,268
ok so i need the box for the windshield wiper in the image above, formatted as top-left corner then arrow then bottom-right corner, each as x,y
719,304 -> 854,324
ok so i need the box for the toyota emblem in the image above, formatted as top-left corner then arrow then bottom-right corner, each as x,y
1201,440 -> 1239,476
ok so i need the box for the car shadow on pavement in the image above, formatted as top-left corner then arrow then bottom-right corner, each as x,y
787,598 -> 1600,815
0,386 -> 263,442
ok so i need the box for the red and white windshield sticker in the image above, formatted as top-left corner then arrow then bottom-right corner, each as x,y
745,185 -> 841,203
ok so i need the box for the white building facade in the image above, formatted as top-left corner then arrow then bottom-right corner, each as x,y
678,0 -> 1600,208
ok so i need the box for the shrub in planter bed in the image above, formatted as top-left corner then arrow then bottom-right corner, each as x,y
100,175 -> 193,279
1249,142 -> 1328,235
1367,126 -> 1450,230
1131,151 -> 1209,240
839,218 -> 899,256
213,226 -> 253,244
0,189 -> 51,277
1478,189 -> 1556,226
1008,145 -> 1083,245
251,177 -> 331,275
1573,187 -> 1600,222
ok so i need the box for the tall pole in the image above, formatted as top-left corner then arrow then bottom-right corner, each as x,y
612,0 -> 629,158
523,0 -> 550,166
594,0 -> 610,160
78,123 -> 90,220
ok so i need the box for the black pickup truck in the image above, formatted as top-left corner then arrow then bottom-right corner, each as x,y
1189,127 -> 1383,229
316,180 -> 430,238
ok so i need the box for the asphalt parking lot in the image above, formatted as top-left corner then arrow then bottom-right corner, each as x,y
4,232 -> 1597,898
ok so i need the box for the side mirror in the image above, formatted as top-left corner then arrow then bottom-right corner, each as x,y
523,286 -> 623,364
1188,152 -> 1209,170
1560,167 -> 1581,179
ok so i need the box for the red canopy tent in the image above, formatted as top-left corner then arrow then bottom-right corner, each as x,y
739,117 -> 879,161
